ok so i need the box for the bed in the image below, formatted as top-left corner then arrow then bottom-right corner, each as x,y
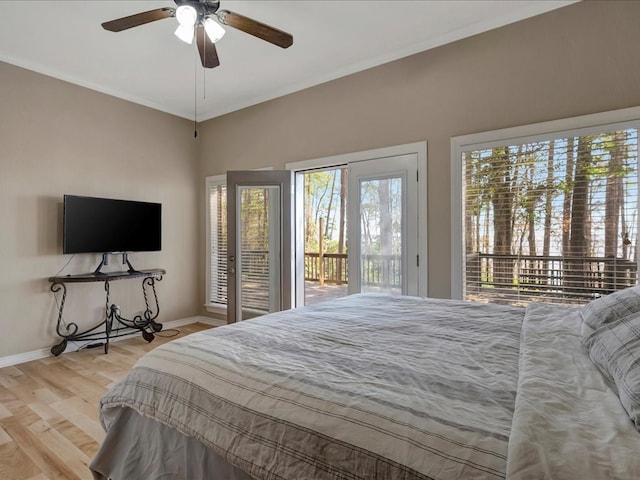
90,293 -> 640,479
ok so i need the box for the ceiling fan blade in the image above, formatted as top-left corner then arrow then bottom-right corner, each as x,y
216,10 -> 293,49
102,8 -> 175,32
196,26 -> 221,69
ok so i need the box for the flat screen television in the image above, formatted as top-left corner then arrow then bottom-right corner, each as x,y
63,195 -> 162,255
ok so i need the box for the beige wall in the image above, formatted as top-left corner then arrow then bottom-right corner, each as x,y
197,0 -> 640,309
0,62 -> 200,358
3,0 -> 640,358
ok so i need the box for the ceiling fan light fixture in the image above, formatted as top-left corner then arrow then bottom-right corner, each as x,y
174,5 -> 197,43
174,23 -> 195,44
175,5 -> 197,27
203,17 -> 225,43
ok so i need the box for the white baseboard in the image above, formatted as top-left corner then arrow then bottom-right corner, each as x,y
196,316 -> 226,327
0,315 -> 226,369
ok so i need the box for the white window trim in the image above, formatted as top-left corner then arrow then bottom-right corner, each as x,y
286,141 -> 428,300
450,105 -> 640,300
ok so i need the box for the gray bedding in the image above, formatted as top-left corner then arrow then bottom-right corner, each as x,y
91,293 -> 525,480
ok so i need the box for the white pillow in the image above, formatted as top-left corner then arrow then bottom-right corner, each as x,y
583,312 -> 640,431
580,285 -> 640,332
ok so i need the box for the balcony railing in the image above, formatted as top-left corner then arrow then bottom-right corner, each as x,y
465,253 -> 638,303
304,252 -> 402,289
256,251 -> 636,305
305,252 -> 348,284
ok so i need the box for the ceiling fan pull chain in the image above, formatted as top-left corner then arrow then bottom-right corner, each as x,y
203,66 -> 207,100
194,50 -> 198,138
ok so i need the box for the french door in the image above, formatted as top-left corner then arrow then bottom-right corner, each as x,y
226,170 -> 293,323
227,146 -> 424,317
292,148 -> 422,305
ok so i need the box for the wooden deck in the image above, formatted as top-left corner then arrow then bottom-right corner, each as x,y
304,281 -> 348,305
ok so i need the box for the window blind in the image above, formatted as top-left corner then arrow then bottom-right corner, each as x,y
208,180 -> 227,306
462,127 -> 639,306
238,187 -> 272,313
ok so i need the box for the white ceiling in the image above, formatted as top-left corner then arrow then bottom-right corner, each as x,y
0,1 -> 575,121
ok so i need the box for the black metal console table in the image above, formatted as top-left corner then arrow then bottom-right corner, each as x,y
48,268 -> 166,356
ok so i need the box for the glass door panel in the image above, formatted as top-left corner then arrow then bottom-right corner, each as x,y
358,176 -> 403,294
238,186 -> 280,319
348,154 -> 418,296
227,171 -> 292,323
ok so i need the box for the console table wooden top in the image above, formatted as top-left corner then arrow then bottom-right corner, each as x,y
49,268 -> 166,284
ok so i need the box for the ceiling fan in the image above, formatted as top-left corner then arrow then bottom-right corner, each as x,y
102,0 -> 293,69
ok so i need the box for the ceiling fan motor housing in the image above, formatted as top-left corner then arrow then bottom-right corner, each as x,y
174,0 -> 221,20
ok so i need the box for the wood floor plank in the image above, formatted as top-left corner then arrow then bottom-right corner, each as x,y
27,401 -> 58,421
50,398 -> 103,443
0,401 -> 13,419
0,440 -> 42,480
25,474 -> 50,480
28,419 -> 93,480
1,416 -> 79,480
0,322 -> 212,479
0,424 -> 12,445
49,416 -> 100,458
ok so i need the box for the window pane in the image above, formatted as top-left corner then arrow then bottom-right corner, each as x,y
238,186 -> 280,318
462,128 -> 639,305
359,176 -> 403,295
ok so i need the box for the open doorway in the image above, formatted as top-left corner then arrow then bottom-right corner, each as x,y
293,142 -> 426,307
302,167 -> 349,305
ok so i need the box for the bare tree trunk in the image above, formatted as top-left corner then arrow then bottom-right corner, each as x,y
585,187 -> 592,257
567,136 -> 592,291
543,140 -> 555,284
304,175 -> 313,246
484,205 -> 490,252
605,131 -> 625,258
378,180 -> 392,288
464,153 -> 475,253
491,147 -> 514,288
526,160 -> 537,256
337,168 -> 347,284
562,137 -> 575,257
325,170 -> 337,238
543,140 -> 555,257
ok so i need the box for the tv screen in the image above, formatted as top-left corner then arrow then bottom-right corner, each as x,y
63,195 -> 161,254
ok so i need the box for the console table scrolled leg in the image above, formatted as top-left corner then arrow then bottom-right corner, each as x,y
51,339 -> 67,356
105,304 -> 117,355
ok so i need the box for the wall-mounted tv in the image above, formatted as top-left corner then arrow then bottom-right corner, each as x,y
63,195 -> 162,255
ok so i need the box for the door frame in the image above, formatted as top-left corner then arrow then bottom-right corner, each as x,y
286,141 -> 428,305
226,170 -> 294,323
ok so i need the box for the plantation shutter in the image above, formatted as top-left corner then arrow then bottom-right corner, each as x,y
462,127 -> 639,306
208,179 -> 227,306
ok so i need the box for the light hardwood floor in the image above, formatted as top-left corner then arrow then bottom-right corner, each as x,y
0,323 -> 213,480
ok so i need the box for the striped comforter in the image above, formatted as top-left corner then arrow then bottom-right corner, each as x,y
98,294 -> 525,480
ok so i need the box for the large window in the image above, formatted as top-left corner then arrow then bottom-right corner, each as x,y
452,109 -> 640,305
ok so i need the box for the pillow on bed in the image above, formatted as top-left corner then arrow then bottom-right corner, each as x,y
580,285 -> 640,332
583,312 -> 640,431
